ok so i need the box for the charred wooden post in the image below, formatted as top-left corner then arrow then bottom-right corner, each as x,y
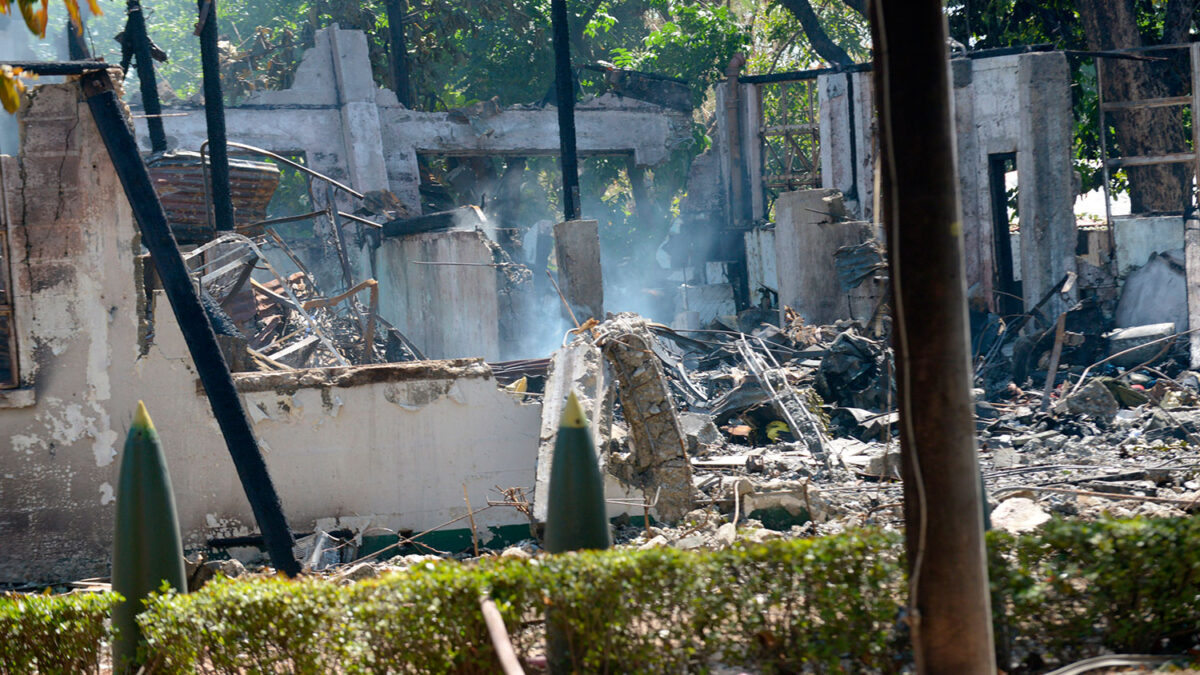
550,0 -> 580,220
870,0 -> 997,672
126,0 -> 166,152
67,17 -> 90,60
383,0 -> 412,108
196,0 -> 235,231
82,69 -> 301,578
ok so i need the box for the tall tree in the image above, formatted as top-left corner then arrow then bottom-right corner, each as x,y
1076,0 -> 1194,213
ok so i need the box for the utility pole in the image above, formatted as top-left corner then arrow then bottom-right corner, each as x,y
383,0 -> 412,108
550,0 -> 580,221
869,1 -> 997,673
196,0 -> 235,231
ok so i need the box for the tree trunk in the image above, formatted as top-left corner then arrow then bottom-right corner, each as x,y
1077,0 -> 1192,214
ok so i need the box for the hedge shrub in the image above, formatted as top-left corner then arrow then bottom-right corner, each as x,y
989,515 -> 1200,663
3,518 -> 1199,673
0,590 -> 120,673
136,532 -> 900,674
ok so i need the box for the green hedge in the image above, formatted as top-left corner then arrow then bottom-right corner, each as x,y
136,532 -> 900,674
989,516 -> 1200,663
3,518 -> 1199,673
0,590 -> 120,673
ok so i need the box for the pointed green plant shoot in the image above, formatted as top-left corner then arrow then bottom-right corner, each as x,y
544,391 -> 611,553
111,401 -> 187,672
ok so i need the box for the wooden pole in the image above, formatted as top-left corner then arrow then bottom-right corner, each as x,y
126,0 -> 167,152
82,70 -> 302,577
869,1 -> 997,672
383,0 -> 412,108
197,0 -> 235,231
550,0 -> 580,220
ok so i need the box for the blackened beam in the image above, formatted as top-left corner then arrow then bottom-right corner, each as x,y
125,0 -> 167,152
0,60 -> 109,75
197,0 -> 235,231
380,205 -> 485,239
551,0 -> 580,220
81,70 -> 302,577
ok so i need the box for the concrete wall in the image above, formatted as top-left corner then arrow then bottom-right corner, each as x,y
1113,215 -> 1184,277
819,71 -> 874,221
774,189 -> 877,325
808,52 -> 1077,316
132,26 -> 693,215
129,25 -> 691,360
1,82 -> 542,583
1,82 -> 142,582
376,230 -> 502,361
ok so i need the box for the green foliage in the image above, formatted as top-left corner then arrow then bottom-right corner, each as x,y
0,591 -> 121,674
138,576 -> 360,673
5,519 -> 1197,672
989,516 -> 1200,661
133,532 -> 899,673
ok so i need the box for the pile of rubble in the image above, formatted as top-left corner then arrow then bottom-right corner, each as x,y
181,307 -> 1200,575
516,307 -> 1200,554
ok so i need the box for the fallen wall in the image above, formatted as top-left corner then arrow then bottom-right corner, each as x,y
0,82 -> 541,583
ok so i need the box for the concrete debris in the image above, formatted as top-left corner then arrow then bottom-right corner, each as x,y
596,314 -> 694,523
990,498 -> 1051,533
534,339 -> 614,522
1057,378 -> 1119,421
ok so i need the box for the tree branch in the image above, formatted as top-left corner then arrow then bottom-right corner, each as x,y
777,0 -> 853,66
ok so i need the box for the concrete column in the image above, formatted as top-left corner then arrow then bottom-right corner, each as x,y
818,71 -> 875,221
774,189 -> 874,325
1017,51 -> 1077,319
329,27 -> 389,194
553,219 -> 604,323
742,83 -> 765,221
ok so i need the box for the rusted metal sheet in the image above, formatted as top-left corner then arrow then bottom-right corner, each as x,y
145,150 -> 280,244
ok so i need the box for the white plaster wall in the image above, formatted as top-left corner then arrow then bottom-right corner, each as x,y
137,307 -> 539,547
1,84 -> 143,582
745,227 -> 778,296
819,71 -> 874,220
1113,215 -> 1184,277
375,230 -> 502,361
1,82 -> 541,582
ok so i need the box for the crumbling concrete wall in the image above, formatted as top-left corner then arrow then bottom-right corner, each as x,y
131,25 -> 692,215
807,52 -> 1077,316
1,81 -> 542,583
138,312 -> 540,549
819,71 -> 874,221
1,82 -> 144,583
774,189 -> 878,326
375,229 -> 502,361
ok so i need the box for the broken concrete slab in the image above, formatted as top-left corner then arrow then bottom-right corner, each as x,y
553,219 -> 604,323
534,339 -> 614,523
1057,378 -> 1119,421
990,497 -> 1050,533
1104,323 -> 1177,368
597,314 -> 693,523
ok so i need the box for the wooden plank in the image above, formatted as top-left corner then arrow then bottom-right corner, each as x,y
264,334 -> 319,361
1100,95 -> 1190,111
1105,151 -> 1197,168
